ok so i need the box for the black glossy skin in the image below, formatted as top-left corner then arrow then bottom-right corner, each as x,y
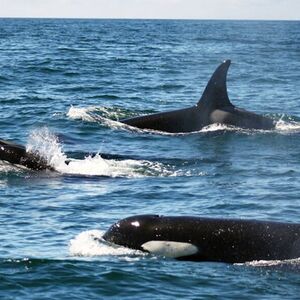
0,139 -> 52,170
121,60 -> 275,133
103,215 -> 300,263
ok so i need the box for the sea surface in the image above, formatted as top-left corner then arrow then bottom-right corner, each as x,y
0,18 -> 300,299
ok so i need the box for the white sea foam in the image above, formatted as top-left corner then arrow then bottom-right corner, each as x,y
69,230 -> 143,257
0,160 -> 26,172
67,105 -> 136,131
58,155 -> 168,178
275,118 -> 300,133
200,123 -> 237,132
200,119 -> 300,134
27,128 -> 67,168
24,128 -> 173,177
238,257 -> 300,268
67,105 -> 96,122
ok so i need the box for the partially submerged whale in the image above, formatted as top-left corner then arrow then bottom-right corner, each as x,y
0,139 -> 52,170
103,214 -> 300,263
0,138 -> 131,172
121,60 -> 275,133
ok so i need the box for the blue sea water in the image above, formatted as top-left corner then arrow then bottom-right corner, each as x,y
0,18 -> 300,299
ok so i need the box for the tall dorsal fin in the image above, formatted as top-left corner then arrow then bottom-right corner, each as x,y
197,60 -> 233,110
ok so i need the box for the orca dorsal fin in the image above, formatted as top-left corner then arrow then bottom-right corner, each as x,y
197,60 -> 233,111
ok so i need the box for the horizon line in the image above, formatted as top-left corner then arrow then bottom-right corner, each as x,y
0,16 -> 299,22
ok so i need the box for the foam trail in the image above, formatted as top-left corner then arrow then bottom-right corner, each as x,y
0,160 -> 27,173
25,128 -> 174,177
275,118 -> 300,133
236,258 -> 300,272
69,230 -> 143,257
67,105 -> 96,122
200,123 -> 237,132
67,105 -> 135,132
58,154 -> 168,178
242,258 -> 300,267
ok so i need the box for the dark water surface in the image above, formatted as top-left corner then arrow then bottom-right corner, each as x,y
0,19 -> 300,299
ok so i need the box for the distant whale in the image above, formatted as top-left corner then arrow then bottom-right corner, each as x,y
0,139 -> 52,170
121,60 -> 275,133
103,214 -> 300,263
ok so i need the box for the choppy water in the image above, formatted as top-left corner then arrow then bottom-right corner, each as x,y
0,19 -> 300,299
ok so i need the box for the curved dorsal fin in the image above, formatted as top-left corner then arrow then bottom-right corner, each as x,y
197,60 -> 233,110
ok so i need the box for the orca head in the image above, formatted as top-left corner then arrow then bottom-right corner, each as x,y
103,214 -> 161,250
0,139 -> 27,165
0,139 -> 52,171
103,215 -> 199,259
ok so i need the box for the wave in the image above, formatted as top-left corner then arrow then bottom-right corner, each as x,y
25,128 -> 176,177
69,230 -> 144,258
61,155 -> 174,178
67,105 -> 97,122
275,117 -> 300,133
237,258 -> 300,272
67,105 -> 147,122
0,160 -> 28,173
67,105 -> 300,135
0,128 -> 181,178
0,128 -> 206,177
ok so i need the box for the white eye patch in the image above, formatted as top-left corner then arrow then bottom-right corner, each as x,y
131,221 -> 140,227
141,240 -> 198,258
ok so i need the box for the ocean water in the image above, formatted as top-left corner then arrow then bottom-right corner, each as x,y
0,18 -> 300,299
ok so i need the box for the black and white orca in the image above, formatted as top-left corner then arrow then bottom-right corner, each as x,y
103,214 -> 300,263
121,60 -> 275,133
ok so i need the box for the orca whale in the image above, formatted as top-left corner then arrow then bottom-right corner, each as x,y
0,139 -> 53,170
103,214 -> 300,263
0,138 -> 133,172
121,60 -> 275,133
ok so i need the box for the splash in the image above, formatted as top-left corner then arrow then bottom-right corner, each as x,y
67,105 -> 96,122
59,154 -> 172,178
24,128 -> 174,177
69,230 -> 144,257
67,105 -> 133,131
275,117 -> 300,133
26,127 -> 67,170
